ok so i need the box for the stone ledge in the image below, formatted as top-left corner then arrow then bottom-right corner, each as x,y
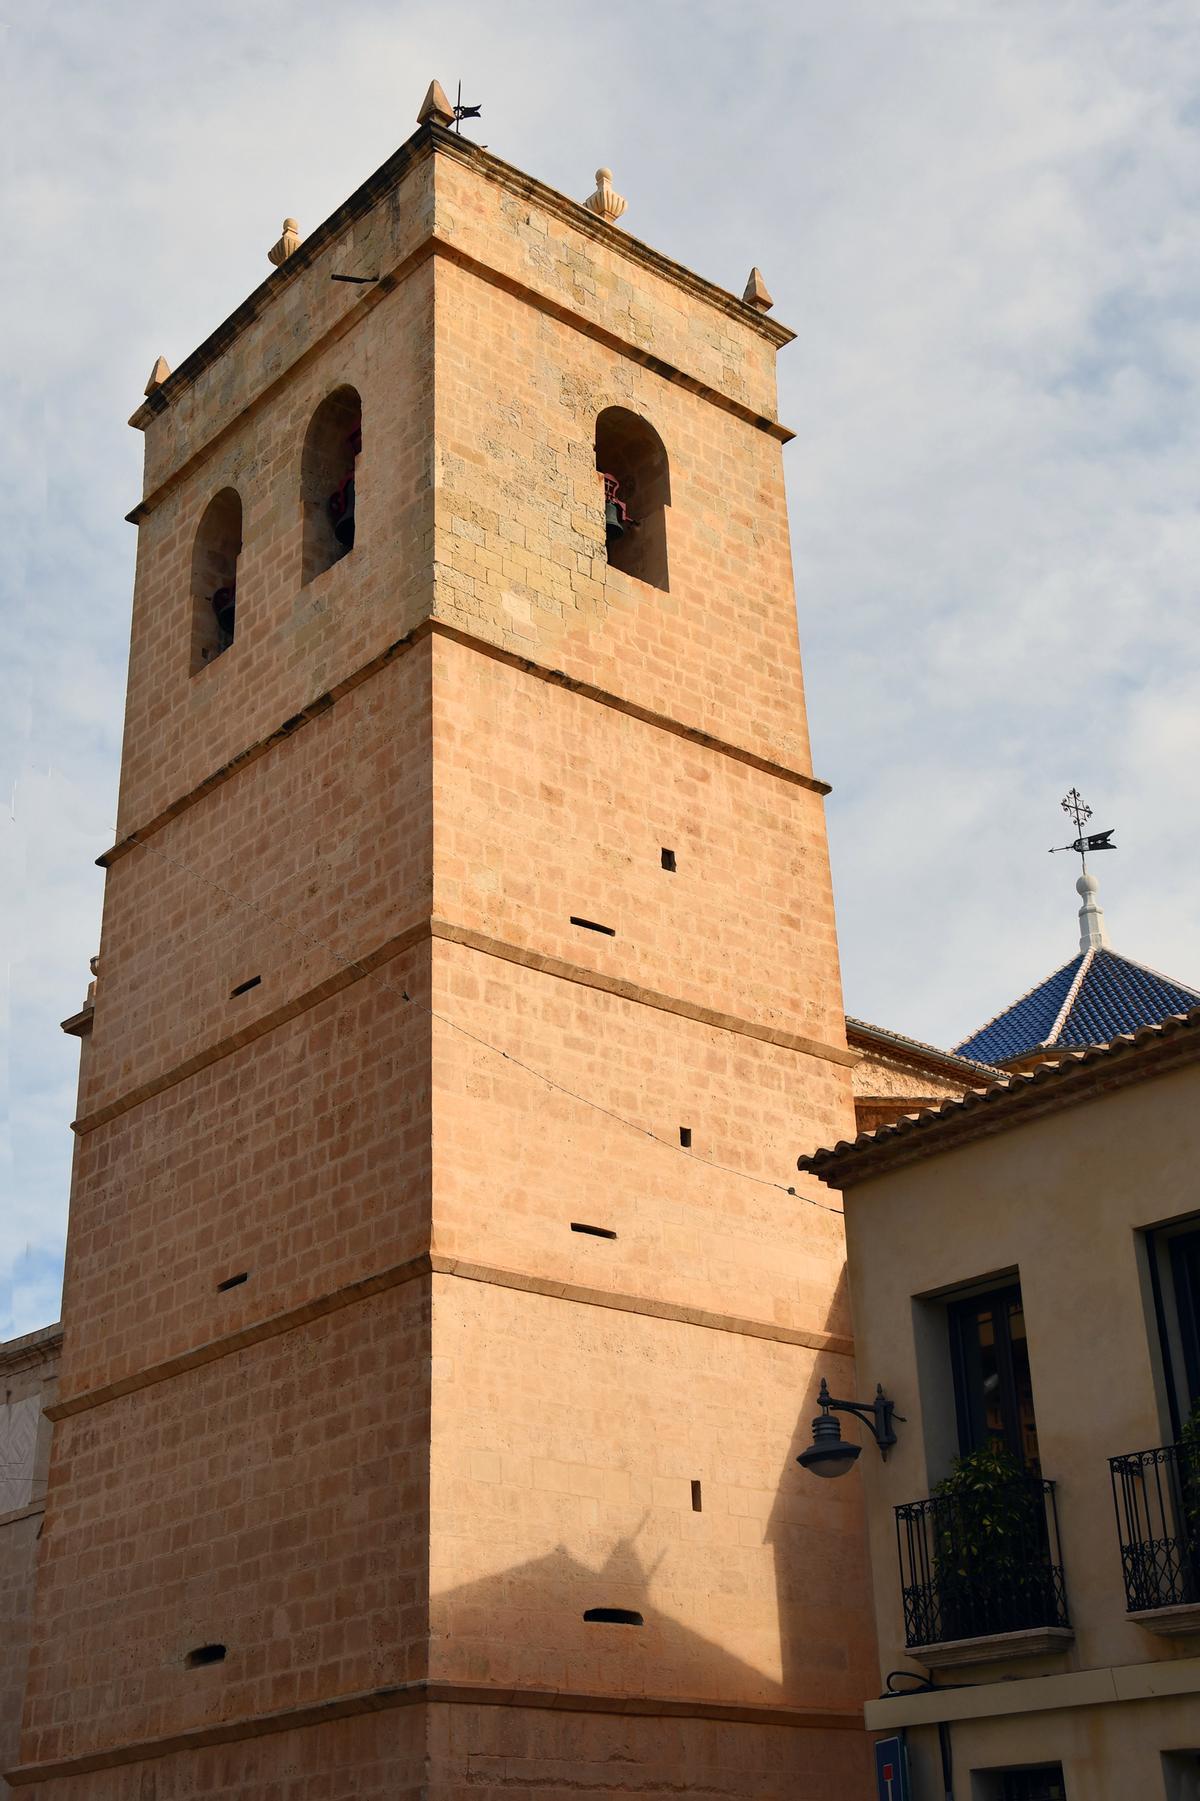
912,1625 -> 1075,1669
0,1499 -> 47,1532
866,1651 -> 1200,1731
128,126 -> 792,439
433,919 -> 856,1068
1129,1601 -> 1200,1636
7,1678 -> 863,1784
71,915 -> 853,1137
98,618 -> 830,869
47,1253 -> 853,1423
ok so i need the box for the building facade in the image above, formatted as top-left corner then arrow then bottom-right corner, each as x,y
801,1008 -> 1200,1800
11,113 -> 878,1796
846,1019 -> 994,1134
0,1323 -> 60,1801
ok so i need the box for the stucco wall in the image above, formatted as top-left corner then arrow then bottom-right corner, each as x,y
844,1059 -> 1200,1797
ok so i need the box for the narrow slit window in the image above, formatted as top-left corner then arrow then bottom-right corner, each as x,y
679,1127 -> 692,1149
216,1272 -> 249,1292
570,917 -> 615,936
571,1222 -> 617,1240
186,1644 -> 226,1668
230,975 -> 262,998
691,1480 -> 702,1512
661,848 -> 676,872
583,1607 -> 643,1626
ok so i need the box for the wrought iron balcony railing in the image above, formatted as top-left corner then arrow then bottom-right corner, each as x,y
1110,1442 -> 1200,1613
895,1478 -> 1069,1650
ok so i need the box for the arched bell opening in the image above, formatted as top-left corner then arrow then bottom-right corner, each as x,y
300,385 -> 362,586
190,487 -> 243,673
594,407 -> 671,592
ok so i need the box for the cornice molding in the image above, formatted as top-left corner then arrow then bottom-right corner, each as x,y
47,1253 -> 851,1424
97,620 -> 829,871
9,1677 -> 861,1785
802,1007 -> 1200,1189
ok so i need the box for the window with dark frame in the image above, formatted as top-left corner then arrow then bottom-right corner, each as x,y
947,1282 -> 1042,1473
997,1765 -> 1066,1801
1169,1225 -> 1200,1408
1144,1216 -> 1200,1440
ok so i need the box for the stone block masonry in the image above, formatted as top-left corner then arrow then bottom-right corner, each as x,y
12,121 -> 875,1796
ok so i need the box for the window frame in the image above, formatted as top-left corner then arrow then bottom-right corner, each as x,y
1145,1213 -> 1200,1440
947,1281 -> 1040,1471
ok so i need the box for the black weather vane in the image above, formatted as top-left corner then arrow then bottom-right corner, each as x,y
453,82 -> 481,133
1049,787 -> 1116,873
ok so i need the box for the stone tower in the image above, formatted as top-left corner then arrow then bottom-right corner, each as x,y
15,117 -> 874,1797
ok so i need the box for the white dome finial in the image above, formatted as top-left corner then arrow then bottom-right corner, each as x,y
1076,869 -> 1108,951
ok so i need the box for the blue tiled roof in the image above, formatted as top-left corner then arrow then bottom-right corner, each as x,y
954,948 -> 1200,1066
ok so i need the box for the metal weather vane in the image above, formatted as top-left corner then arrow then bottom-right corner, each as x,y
1049,787 -> 1116,873
452,82 -> 482,133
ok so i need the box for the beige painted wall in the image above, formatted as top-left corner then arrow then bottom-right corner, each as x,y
843,1059 -> 1200,1797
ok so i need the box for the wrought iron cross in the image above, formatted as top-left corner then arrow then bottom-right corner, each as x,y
1049,787 -> 1115,872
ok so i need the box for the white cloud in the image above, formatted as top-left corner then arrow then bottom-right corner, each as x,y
4,0 -> 1200,1332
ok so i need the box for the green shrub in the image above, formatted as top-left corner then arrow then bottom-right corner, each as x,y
929,1444 -> 1052,1639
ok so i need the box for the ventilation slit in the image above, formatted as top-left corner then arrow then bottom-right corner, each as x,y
570,917 -> 615,937
570,1222 -> 617,1240
679,1127 -> 692,1149
216,1272 -> 249,1292
229,975 -> 262,998
186,1644 -> 226,1668
661,848 -> 676,872
583,1608 -> 643,1626
691,1480 -> 703,1512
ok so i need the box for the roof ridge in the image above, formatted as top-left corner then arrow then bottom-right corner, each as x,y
845,1016 -> 1003,1078
1044,945 -> 1095,1047
952,950 -> 1084,1056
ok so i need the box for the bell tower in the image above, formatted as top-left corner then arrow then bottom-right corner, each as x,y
17,103 -> 874,1798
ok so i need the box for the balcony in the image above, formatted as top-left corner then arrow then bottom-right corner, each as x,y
895,1477 -> 1072,1667
1111,1443 -> 1200,1633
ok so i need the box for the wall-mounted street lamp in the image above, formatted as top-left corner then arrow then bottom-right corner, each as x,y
796,1377 -> 904,1479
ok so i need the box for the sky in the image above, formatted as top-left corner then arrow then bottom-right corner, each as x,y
3,0 -> 1200,1338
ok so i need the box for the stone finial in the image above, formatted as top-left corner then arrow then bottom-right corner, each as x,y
144,355 -> 171,395
742,268 -> 774,313
583,168 -> 627,225
1076,871 -> 1110,952
268,218 -> 302,268
418,80 -> 455,128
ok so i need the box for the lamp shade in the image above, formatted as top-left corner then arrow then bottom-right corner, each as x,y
796,1438 -> 862,1478
796,1409 -> 862,1479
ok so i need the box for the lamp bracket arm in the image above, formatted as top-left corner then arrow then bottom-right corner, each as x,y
819,1381 -> 905,1454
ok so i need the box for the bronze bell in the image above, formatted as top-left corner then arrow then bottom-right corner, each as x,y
211,585 -> 236,647
604,498 -> 625,545
329,478 -> 356,550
